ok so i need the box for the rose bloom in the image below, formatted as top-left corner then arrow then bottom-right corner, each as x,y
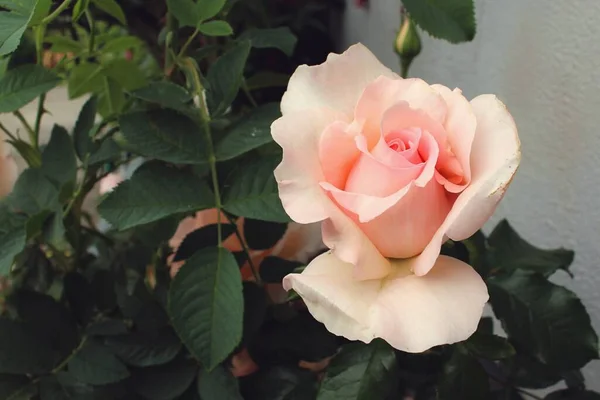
272,44 -> 521,352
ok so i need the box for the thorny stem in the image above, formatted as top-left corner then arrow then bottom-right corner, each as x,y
0,122 -> 18,142
180,57 -> 224,249
13,111 -> 36,146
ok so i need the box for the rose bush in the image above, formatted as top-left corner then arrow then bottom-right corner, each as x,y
273,43 -> 521,352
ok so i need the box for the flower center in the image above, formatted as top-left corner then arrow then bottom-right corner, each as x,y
387,139 -> 406,152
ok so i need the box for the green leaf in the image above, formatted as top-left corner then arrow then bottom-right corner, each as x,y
240,27 -> 298,56
101,35 -> 142,54
8,168 -> 59,215
67,339 -> 130,385
24,209 -> 51,239
206,40 -> 251,117
67,62 -> 104,99
88,137 -> 121,165
86,319 -> 129,336
98,76 -> 125,117
29,0 -> 52,25
10,290 -> 78,360
196,0 -> 226,22
198,20 -> 233,37
0,317 -> 57,374
198,365 -> 243,400
130,357 -> 198,400
72,0 -> 91,22
463,332 -> 515,360
103,58 -> 147,91
173,223 -> 237,262
244,218 -> 287,250
41,125 -> 77,186
488,220 -> 574,277
73,96 -> 97,161
130,81 -> 192,111
215,103 -> 279,161
401,0 -> 476,43
436,348 -> 491,400
0,0 -> 38,56
249,312 -> 338,365
45,36 -> 85,53
118,109 -> 208,164
222,156 -> 291,223
241,282 -> 267,347
42,212 -> 68,253
38,374 -> 95,400
317,340 -> 397,400
104,329 -> 182,367
168,247 -> 243,370
92,0 -> 126,24
503,353 -> 562,389
0,205 -> 27,275
0,64 -> 60,113
489,270 -> 599,370
98,162 -> 214,230
167,0 -> 199,27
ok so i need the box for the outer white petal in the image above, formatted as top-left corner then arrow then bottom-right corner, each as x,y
271,108 -> 349,224
373,255 -> 489,353
283,253 -> 488,353
281,44 -> 398,117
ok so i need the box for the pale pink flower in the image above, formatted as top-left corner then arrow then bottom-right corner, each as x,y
273,43 -> 521,352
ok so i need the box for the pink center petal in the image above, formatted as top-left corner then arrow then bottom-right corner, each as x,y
318,121 -> 362,189
345,134 -> 424,197
381,101 -> 465,190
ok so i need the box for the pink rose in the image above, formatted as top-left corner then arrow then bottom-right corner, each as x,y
272,44 -> 520,352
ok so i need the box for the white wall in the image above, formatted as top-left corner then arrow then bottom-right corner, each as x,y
343,0 -> 600,389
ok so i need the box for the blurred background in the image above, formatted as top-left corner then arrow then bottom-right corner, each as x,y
343,0 -> 600,390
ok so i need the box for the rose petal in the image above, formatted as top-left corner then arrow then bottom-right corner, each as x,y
381,104 -> 441,187
272,108 -> 349,223
321,181 -> 413,223
355,77 -> 447,148
343,136 -> 422,198
359,178 -> 452,259
431,85 -> 477,192
410,94 -> 521,276
318,121 -> 361,189
321,201 -> 392,280
282,251 -> 380,343
283,252 -> 488,353
281,44 -> 397,117
320,128 -> 439,225
372,255 -> 489,352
